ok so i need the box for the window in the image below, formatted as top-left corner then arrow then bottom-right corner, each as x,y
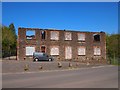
93,34 -> 100,41
94,47 -> 101,55
50,31 -> 59,40
26,46 -> 35,56
26,30 -> 35,39
78,33 -> 85,41
65,32 -> 72,40
50,46 -> 59,55
41,31 -> 46,40
78,46 -> 86,55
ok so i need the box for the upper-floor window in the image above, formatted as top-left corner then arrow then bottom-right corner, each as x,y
65,32 -> 72,40
78,33 -> 85,41
26,30 -> 35,39
94,46 -> 101,55
50,31 -> 59,40
93,34 -> 100,41
41,31 -> 46,40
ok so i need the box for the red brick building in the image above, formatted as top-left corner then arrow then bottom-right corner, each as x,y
17,27 -> 106,64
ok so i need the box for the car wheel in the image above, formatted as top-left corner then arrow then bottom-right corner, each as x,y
48,58 -> 52,61
34,58 -> 38,62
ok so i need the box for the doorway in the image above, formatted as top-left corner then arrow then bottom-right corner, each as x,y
65,46 -> 72,59
41,46 -> 46,53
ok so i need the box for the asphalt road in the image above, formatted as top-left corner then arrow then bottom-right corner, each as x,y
2,65 -> 118,88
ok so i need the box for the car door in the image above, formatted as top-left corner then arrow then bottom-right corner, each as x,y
43,53 -> 48,61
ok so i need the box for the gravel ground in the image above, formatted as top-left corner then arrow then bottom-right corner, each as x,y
2,59 -> 106,73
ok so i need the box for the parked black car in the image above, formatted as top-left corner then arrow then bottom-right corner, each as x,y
33,52 -> 54,62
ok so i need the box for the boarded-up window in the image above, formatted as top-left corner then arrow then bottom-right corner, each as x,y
50,46 -> 59,55
26,46 -> 35,56
50,31 -> 59,40
78,47 -> 86,55
65,46 -> 72,59
65,32 -> 72,40
94,47 -> 101,55
78,33 -> 85,41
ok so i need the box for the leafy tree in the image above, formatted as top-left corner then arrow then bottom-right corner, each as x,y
106,34 -> 120,65
9,23 -> 17,38
2,24 -> 17,58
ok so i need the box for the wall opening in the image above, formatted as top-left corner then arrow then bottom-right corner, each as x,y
26,30 -> 35,39
93,34 -> 100,41
41,46 -> 46,53
41,31 -> 46,40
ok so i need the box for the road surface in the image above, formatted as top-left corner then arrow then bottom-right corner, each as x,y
2,65 -> 118,88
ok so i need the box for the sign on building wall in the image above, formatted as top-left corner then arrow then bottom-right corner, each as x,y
78,47 -> 86,55
65,32 -> 72,40
65,46 -> 72,59
94,47 -> 101,55
26,46 -> 35,56
50,46 -> 59,55
50,31 -> 59,40
78,33 -> 85,41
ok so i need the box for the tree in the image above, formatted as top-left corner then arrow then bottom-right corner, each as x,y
2,24 -> 17,58
106,34 -> 120,65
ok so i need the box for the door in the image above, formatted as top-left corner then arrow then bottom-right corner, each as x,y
65,46 -> 72,59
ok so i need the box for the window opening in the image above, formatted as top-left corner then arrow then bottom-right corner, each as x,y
26,30 -> 35,39
41,31 -> 46,40
93,34 -> 100,41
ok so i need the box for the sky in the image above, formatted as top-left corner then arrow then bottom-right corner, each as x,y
2,2 -> 118,35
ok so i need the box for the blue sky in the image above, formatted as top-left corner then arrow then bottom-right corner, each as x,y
2,2 -> 118,35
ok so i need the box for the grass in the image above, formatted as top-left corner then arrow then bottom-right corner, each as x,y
110,58 -> 120,66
